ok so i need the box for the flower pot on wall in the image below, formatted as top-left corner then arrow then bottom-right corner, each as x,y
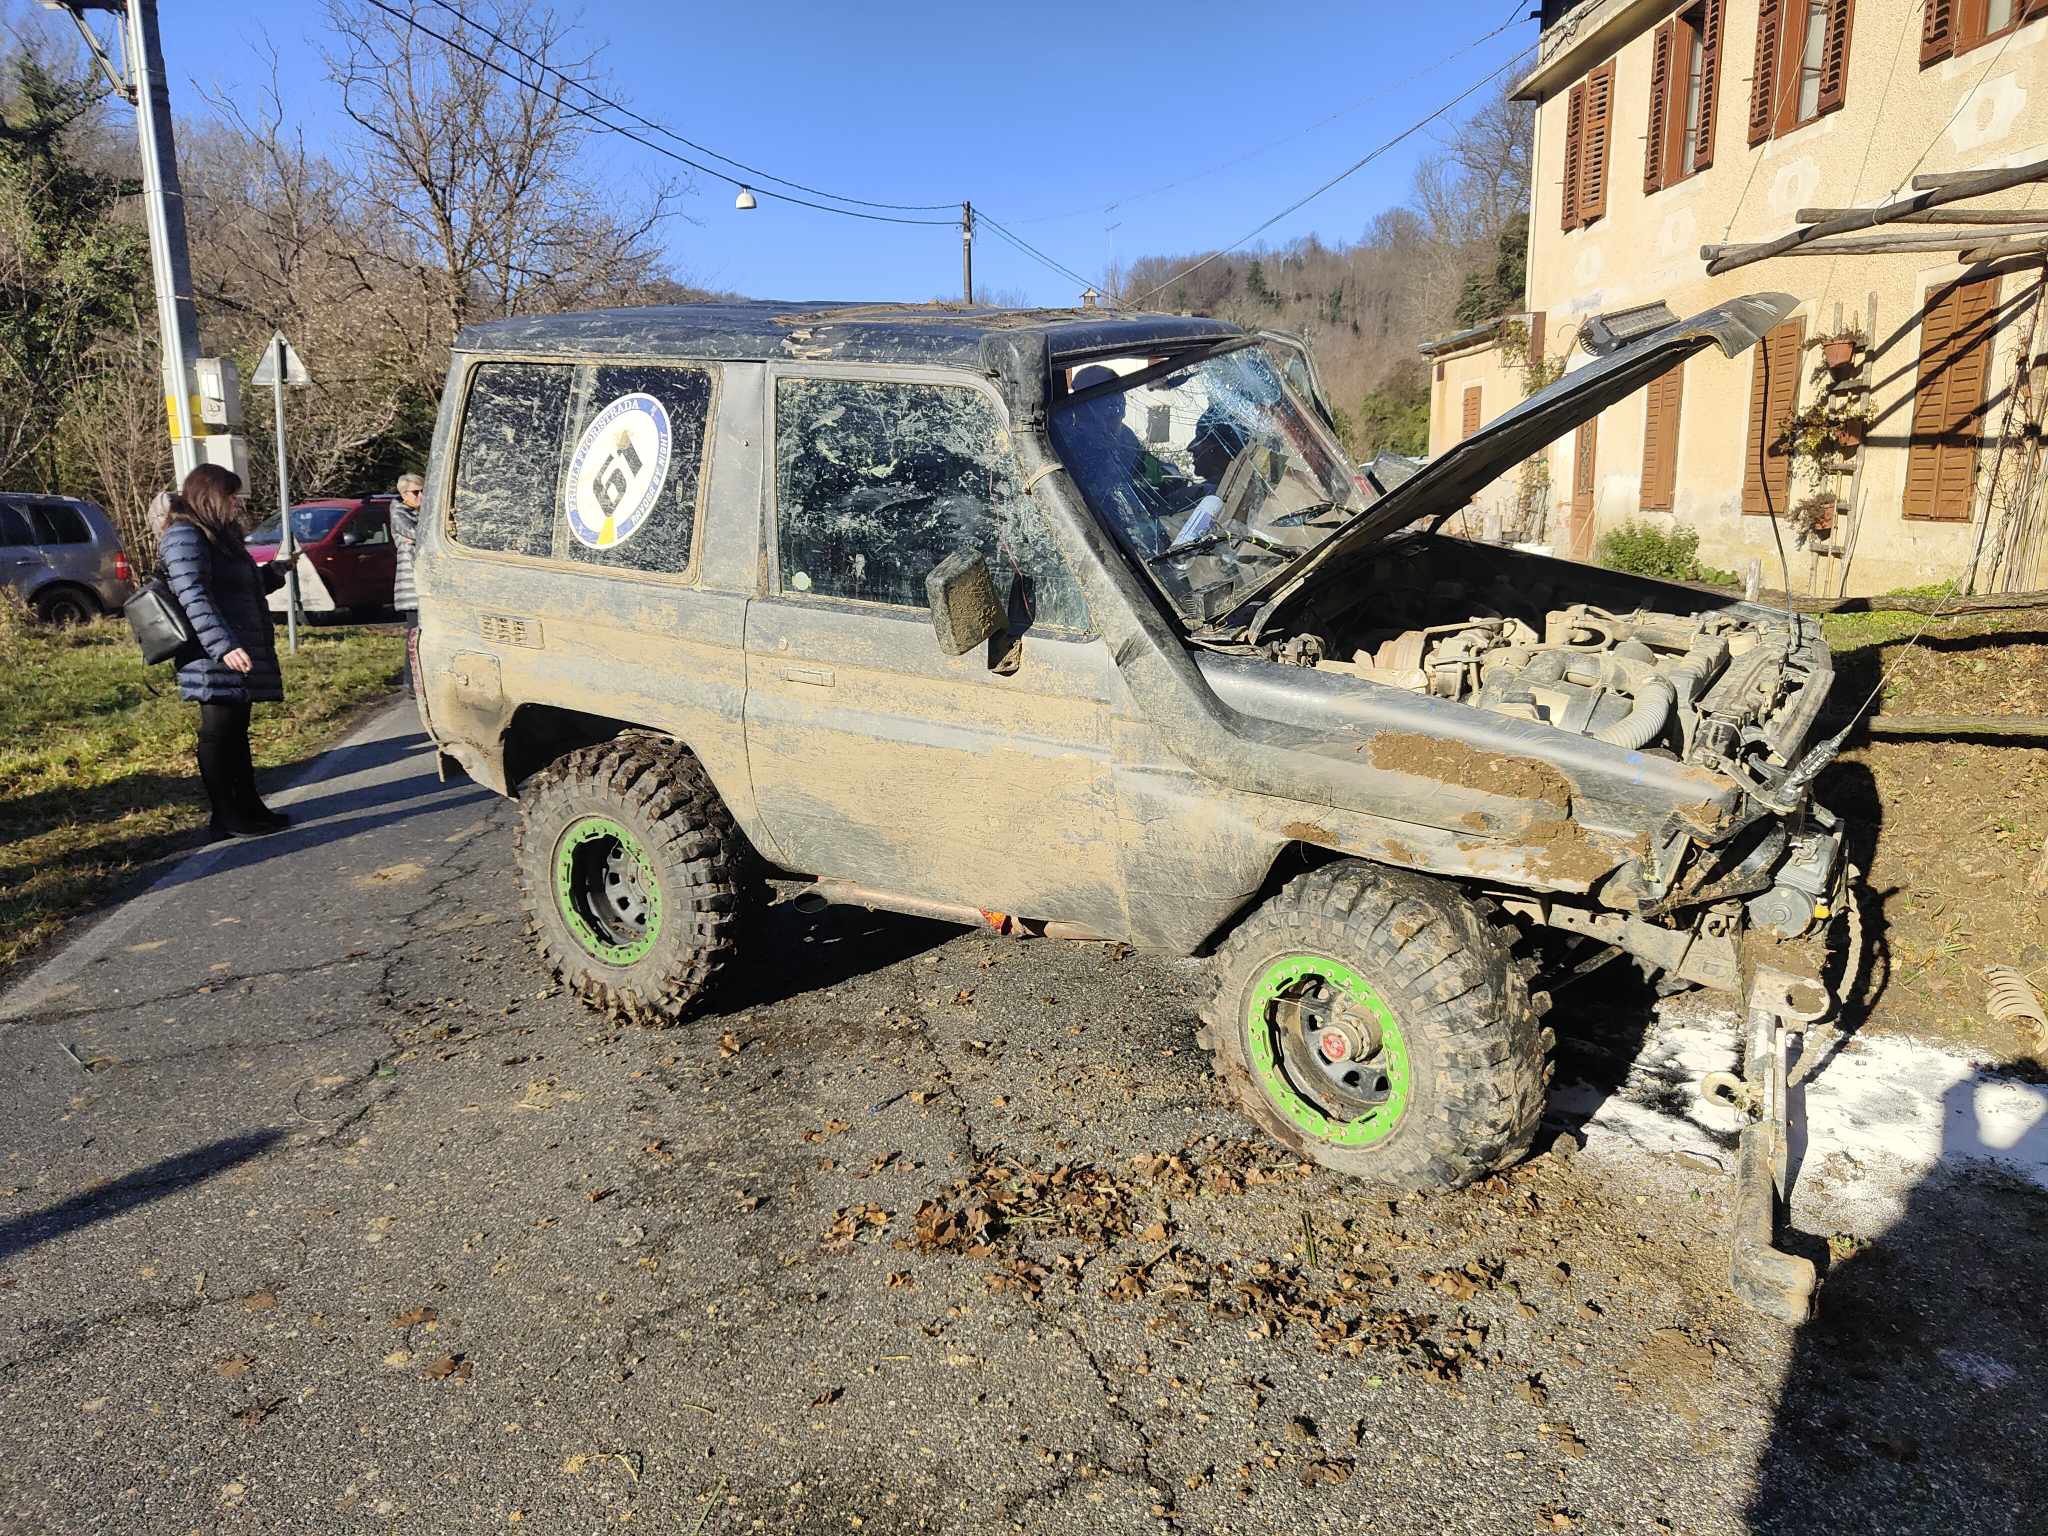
1823,338 -> 1857,371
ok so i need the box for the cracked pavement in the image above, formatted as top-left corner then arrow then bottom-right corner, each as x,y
2,702 -> 2044,1535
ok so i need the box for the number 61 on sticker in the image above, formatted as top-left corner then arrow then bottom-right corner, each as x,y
565,393 -> 673,550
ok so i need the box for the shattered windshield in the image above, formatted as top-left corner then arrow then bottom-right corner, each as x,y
1047,345 -> 1361,625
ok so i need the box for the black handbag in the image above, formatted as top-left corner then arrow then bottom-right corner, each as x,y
123,576 -> 198,666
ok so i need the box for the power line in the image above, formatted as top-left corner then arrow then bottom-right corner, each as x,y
1123,45 -> 1536,310
974,211 -> 1099,297
354,0 -> 959,226
420,0 -> 959,213
1005,10 -> 1532,229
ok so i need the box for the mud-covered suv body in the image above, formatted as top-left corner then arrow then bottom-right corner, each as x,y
417,295 -> 1845,1319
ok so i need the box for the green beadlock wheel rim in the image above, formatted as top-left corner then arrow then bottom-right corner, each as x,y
1245,954 -> 1410,1146
554,816 -> 663,966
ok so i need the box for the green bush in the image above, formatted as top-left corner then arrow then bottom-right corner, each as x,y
1593,521 -> 1739,587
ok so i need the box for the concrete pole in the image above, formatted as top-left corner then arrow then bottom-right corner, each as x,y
961,202 -> 973,306
124,0 -> 202,485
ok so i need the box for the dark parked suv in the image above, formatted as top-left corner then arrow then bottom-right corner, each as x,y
0,494 -> 135,622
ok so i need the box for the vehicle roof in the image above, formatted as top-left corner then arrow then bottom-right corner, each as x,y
457,299 -> 1243,368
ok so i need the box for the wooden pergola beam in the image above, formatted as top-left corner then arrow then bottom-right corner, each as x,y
1703,225 -> 2048,261
1703,155 -> 2048,275
1794,206 -> 2048,225
1959,233 -> 2048,264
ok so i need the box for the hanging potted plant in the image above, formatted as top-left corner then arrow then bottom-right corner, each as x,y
1820,326 -> 1865,373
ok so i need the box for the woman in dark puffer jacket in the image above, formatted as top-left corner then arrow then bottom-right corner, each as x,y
161,464 -> 290,839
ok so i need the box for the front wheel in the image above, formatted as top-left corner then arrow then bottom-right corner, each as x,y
515,734 -> 748,1024
1201,862 -> 1547,1192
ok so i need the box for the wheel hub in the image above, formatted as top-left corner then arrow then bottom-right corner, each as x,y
1245,956 -> 1409,1148
554,816 -> 663,966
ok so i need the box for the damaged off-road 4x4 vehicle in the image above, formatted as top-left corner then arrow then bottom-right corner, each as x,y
415,292 -> 1852,1321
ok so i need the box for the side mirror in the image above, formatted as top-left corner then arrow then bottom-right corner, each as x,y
925,549 -> 1004,657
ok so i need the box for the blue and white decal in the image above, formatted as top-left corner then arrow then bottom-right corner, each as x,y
565,392 -> 673,549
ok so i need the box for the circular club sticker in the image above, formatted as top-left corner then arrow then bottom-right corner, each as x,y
565,393 -> 673,549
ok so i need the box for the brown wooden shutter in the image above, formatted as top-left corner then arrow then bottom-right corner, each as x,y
1569,418 -> 1599,558
1904,277 -> 2000,522
1816,0 -> 1854,114
1527,310 -> 1547,368
1922,0 -> 1955,63
1749,0 -> 1782,144
1640,364 -> 1685,512
1741,319 -> 1804,516
1645,22 -> 1674,195
1694,0 -> 1724,171
1580,63 -> 1615,222
1462,385 -> 1483,441
1561,82 -> 1586,231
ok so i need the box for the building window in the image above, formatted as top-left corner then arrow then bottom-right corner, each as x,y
1749,0 -> 1853,145
1462,385 -> 1483,441
1924,0 -> 2046,64
1645,0 -> 1723,193
1640,363 -> 1685,512
1559,60 -> 1615,231
1741,319 -> 1805,517
1903,277 -> 2000,523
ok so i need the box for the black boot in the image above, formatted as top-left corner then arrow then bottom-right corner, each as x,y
197,731 -> 269,839
198,703 -> 279,838
233,730 -> 290,832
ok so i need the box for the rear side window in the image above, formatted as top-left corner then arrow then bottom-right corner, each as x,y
27,503 -> 90,544
449,359 -> 712,575
560,365 -> 712,575
773,377 -> 1090,633
450,362 -> 575,558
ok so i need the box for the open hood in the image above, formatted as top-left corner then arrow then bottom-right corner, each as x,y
1238,292 -> 1797,633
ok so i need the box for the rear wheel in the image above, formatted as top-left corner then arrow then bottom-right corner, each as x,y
515,734 -> 748,1023
1201,861 -> 1547,1192
34,586 -> 95,625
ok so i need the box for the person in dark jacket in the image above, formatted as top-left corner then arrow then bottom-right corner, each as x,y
160,464 -> 289,839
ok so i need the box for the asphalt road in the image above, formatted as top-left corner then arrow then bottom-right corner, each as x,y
1,702 -> 2042,1535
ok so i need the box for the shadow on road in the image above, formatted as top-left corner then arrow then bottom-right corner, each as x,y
713,899 -> 962,1014
0,1129 -> 284,1265
1748,1080 -> 2048,1533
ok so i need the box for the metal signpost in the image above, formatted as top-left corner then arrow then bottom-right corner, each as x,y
252,333 -> 311,653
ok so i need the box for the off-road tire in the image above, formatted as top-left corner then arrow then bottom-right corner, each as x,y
515,734 -> 745,1024
1200,860 -> 1547,1192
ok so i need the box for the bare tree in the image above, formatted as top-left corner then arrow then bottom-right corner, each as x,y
322,0 -> 684,381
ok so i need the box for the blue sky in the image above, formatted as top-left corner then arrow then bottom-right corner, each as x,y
133,0 -> 1536,304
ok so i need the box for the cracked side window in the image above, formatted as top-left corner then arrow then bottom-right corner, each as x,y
449,362 -> 574,558
774,377 -> 1090,634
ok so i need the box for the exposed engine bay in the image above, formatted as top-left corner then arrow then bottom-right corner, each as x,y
1254,541 -> 1832,793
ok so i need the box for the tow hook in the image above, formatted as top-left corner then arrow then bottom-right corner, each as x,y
1724,963 -> 1831,1323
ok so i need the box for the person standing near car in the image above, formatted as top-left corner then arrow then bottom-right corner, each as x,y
390,472 -> 423,699
160,464 -> 290,839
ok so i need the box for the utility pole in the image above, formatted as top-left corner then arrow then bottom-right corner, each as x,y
961,201 -> 974,306
42,1 -> 237,488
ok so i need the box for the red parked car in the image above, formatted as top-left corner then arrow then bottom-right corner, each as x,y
244,496 -> 397,616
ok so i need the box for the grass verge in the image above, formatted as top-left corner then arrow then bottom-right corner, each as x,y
0,618 -> 404,979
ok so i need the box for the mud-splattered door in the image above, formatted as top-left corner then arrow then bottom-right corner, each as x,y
743,371 -> 1126,933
